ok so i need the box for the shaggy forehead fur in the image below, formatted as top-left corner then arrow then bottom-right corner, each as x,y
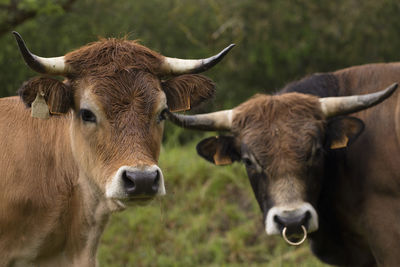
64,38 -> 166,130
65,37 -> 164,76
87,70 -> 161,124
232,93 -> 325,176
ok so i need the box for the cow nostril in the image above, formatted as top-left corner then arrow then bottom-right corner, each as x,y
152,171 -> 160,193
122,171 -> 136,192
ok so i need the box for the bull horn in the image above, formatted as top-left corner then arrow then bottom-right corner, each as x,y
163,109 -> 233,131
319,83 -> 398,118
160,44 -> 235,75
13,31 -> 71,75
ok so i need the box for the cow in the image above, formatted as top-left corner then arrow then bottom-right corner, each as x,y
0,31 -> 233,266
165,63 -> 400,266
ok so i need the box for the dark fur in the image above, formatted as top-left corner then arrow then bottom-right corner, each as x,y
195,64 -> 400,266
279,73 -> 340,98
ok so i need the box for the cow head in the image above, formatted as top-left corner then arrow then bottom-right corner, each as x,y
14,32 -> 234,206
165,83 -> 397,244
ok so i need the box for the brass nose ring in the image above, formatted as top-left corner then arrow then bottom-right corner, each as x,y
282,225 -> 307,246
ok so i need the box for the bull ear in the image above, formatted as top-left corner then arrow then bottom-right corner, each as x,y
18,77 -> 73,114
326,117 -> 365,150
196,136 -> 240,165
161,74 -> 215,112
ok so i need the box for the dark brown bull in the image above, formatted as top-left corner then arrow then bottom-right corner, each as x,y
166,63 -> 400,266
0,32 -> 233,266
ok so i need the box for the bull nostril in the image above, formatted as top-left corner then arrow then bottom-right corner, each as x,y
274,212 -> 310,230
152,171 -> 160,193
302,211 -> 311,225
274,215 -> 285,231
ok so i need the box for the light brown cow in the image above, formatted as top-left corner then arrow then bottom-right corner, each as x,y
0,32 -> 233,266
166,64 -> 400,266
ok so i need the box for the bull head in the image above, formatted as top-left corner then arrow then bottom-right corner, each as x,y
165,83 -> 397,244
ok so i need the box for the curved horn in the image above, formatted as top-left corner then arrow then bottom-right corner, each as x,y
319,83 -> 398,118
160,44 -> 235,75
164,109 -> 233,131
13,31 -> 70,75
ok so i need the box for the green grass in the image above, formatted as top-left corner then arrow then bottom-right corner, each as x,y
98,137 -> 330,267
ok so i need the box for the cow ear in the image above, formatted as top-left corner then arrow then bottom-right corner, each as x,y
18,77 -> 73,115
196,136 -> 240,165
161,74 -> 215,112
326,116 -> 365,150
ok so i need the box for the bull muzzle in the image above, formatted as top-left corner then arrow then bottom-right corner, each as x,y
265,203 -> 318,246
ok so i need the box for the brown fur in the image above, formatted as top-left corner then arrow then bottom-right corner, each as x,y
195,62 -> 400,266
4,36 -> 219,266
65,37 -> 164,77
232,93 -> 325,177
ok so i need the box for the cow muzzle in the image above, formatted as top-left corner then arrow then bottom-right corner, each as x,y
122,168 -> 163,197
106,165 -> 166,201
265,203 -> 318,246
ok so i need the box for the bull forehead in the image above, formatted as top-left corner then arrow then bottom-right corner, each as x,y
233,93 -> 325,174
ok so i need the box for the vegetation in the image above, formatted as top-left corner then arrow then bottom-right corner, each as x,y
2,0 -> 400,265
99,136 -> 328,266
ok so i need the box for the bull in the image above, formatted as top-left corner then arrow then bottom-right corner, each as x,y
166,64 -> 400,266
0,32 -> 233,266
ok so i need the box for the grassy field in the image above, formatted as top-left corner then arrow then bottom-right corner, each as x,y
98,134 -> 330,267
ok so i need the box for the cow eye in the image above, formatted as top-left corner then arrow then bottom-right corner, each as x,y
157,109 -> 167,124
79,109 -> 96,123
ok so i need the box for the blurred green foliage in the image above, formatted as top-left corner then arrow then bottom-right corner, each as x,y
3,0 -> 400,108
1,0 -> 399,265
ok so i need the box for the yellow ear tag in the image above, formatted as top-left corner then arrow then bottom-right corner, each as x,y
330,136 -> 349,149
213,144 -> 232,165
31,91 -> 49,119
169,96 -> 191,112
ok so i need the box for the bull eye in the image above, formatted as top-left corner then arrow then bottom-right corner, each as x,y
79,109 -> 96,123
242,157 -> 253,167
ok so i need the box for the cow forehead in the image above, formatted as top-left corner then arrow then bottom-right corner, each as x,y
64,38 -> 164,76
75,71 -> 165,120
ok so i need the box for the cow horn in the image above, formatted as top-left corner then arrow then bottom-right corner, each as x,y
163,109 -> 233,131
13,31 -> 71,75
319,83 -> 398,118
160,44 -> 235,75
